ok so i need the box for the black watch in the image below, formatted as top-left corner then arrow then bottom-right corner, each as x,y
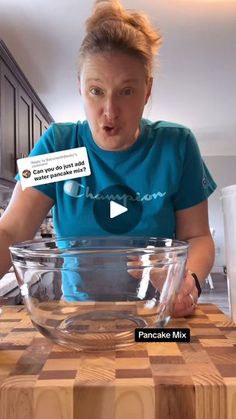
191,272 -> 202,298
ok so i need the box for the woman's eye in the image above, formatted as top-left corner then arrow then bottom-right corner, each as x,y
121,88 -> 134,96
89,87 -> 103,96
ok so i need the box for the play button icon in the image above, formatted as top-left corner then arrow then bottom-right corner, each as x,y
93,184 -> 143,234
110,201 -> 128,219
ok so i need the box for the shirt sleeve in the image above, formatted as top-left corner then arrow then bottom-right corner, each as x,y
173,130 -> 217,210
15,124 -> 57,201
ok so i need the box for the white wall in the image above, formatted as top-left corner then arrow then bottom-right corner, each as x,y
203,156 -> 236,272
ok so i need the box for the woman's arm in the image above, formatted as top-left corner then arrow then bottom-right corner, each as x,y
176,200 -> 215,280
0,182 -> 54,278
173,199 -> 215,316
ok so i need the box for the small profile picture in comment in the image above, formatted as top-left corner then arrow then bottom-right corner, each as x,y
22,169 -> 32,179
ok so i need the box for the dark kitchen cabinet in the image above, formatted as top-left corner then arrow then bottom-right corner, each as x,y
18,86 -> 32,159
33,104 -> 49,145
0,40 -> 54,182
0,61 -> 18,179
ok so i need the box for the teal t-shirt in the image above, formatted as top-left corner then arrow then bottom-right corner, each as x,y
22,118 -> 216,239
16,119 -> 217,301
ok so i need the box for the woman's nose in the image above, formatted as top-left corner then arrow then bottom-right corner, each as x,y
103,95 -> 119,120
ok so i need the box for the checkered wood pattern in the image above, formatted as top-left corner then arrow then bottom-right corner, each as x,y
0,304 -> 236,419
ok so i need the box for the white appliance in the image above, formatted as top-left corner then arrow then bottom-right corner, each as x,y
221,184 -> 236,323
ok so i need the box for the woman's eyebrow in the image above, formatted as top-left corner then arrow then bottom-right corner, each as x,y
121,79 -> 139,83
86,78 -> 139,84
86,78 -> 102,82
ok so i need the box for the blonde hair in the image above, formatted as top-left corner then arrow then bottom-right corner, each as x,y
79,0 -> 162,80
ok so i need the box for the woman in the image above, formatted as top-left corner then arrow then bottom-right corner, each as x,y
0,0 -> 216,316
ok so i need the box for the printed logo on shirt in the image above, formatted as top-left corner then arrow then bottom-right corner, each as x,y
202,176 -> 208,189
63,180 -> 166,206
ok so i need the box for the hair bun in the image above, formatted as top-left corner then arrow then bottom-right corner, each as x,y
86,0 -> 124,33
79,0 -> 162,79
86,0 -> 161,56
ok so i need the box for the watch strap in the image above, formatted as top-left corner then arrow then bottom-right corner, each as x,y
191,272 -> 202,298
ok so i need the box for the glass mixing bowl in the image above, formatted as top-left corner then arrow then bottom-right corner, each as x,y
10,237 -> 188,351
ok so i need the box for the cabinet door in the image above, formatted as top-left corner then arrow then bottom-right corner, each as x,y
18,86 -> 32,159
42,117 -> 49,134
0,62 -> 18,179
32,104 -> 43,146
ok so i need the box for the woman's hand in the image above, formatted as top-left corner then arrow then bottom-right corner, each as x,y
127,254 -> 199,317
172,270 -> 198,317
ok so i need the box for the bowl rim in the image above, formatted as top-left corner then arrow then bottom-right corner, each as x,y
9,236 -> 189,258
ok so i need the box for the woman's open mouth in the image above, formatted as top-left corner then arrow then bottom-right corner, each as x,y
103,125 -> 119,136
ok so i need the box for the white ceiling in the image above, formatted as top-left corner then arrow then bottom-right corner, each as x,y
0,0 -> 236,156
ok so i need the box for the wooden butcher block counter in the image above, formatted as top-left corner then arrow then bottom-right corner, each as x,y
0,303 -> 236,419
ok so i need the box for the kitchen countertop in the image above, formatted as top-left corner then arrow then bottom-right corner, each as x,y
0,303 -> 236,419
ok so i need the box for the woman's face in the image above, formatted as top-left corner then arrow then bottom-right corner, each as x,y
79,52 -> 152,151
